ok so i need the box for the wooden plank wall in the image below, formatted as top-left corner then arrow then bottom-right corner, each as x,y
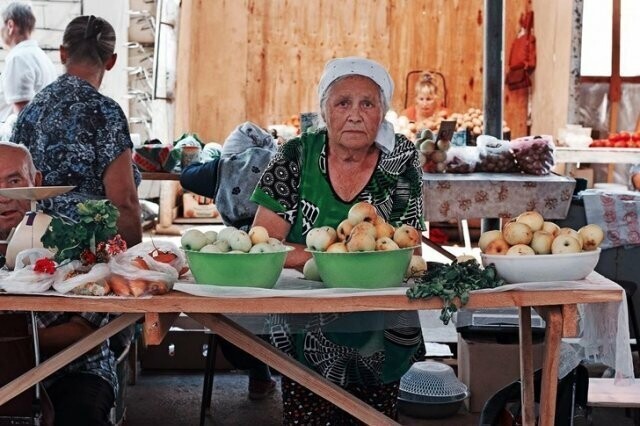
174,0 -> 530,143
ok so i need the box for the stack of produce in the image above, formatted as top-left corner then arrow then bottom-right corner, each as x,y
413,129 -> 450,173
302,201 -> 427,280
590,131 -> 640,148
0,200 -> 187,297
478,211 -> 603,256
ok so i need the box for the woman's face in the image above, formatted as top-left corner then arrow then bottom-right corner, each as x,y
324,76 -> 383,151
415,85 -> 438,117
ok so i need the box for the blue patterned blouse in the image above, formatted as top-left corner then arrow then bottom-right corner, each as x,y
11,73 -> 140,221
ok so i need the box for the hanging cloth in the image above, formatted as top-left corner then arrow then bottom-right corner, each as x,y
506,10 -> 536,91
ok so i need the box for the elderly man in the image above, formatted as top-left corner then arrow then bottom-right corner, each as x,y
0,141 -> 41,252
0,141 -> 117,425
0,2 -> 57,122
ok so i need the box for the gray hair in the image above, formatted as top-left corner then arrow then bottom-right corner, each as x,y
319,75 -> 389,124
0,141 -> 37,178
62,15 -> 116,67
2,2 -> 36,35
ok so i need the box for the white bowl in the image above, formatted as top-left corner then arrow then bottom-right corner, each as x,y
480,248 -> 601,283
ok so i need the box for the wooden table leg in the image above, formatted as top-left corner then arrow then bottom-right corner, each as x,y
539,306 -> 564,426
519,306 -> 535,426
188,313 -> 401,426
0,313 -> 143,406
143,312 -> 180,345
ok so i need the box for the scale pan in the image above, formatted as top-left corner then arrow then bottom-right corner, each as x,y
0,186 -> 75,200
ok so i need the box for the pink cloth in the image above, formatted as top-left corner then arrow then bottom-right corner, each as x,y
581,189 -> 640,249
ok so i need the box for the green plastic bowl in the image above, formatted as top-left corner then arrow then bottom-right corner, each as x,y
184,246 -> 293,288
308,247 -> 415,289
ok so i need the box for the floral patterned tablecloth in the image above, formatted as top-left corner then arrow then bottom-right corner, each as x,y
422,172 -> 576,221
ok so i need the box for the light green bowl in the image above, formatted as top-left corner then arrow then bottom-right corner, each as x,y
308,247 -> 415,289
184,246 -> 293,288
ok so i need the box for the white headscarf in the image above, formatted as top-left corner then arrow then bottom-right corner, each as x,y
317,57 -> 396,154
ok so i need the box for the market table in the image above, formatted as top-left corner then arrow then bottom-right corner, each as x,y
0,273 -> 627,426
554,147 -> 640,182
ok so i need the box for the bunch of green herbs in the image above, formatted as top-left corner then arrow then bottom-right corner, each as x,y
407,260 -> 505,325
41,200 -> 119,263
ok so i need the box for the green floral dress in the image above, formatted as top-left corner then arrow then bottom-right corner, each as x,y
252,129 -> 426,390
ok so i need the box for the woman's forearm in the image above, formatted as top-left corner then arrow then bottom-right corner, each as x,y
116,201 -> 142,248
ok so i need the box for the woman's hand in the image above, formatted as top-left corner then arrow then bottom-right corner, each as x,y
252,206 -> 310,271
632,171 -> 640,190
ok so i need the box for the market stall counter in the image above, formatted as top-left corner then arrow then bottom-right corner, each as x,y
0,269 -> 631,426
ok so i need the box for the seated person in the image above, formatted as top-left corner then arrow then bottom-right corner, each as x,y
0,142 -> 116,425
250,56 -> 425,423
181,121 -> 278,230
180,121 -> 278,399
0,141 -> 41,255
401,71 -> 446,124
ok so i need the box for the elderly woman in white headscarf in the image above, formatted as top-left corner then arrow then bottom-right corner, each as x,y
251,57 -> 425,424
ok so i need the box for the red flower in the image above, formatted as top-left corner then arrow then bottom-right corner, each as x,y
80,249 -> 97,265
106,235 -> 127,255
34,258 -> 56,275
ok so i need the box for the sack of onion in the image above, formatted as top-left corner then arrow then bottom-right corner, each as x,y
107,241 -> 187,297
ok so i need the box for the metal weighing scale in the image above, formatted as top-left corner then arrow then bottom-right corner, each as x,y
0,186 -> 75,270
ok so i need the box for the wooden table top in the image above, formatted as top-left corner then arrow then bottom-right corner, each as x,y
140,172 -> 181,181
0,286 -> 623,314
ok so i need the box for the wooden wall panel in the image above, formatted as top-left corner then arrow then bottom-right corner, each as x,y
530,0 -> 573,137
175,0 -> 529,143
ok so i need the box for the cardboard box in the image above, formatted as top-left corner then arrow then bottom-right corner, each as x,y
457,334 -> 544,413
139,316 -> 233,371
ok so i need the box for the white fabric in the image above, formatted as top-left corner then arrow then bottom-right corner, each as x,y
0,39 -> 58,122
317,56 -> 396,154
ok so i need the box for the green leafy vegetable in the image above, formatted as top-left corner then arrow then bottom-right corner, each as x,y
41,200 -> 120,263
406,260 -> 505,325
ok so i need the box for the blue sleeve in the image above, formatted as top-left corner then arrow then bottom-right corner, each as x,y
179,159 -> 220,198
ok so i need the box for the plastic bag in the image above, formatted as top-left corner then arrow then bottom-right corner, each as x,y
475,135 -> 518,173
107,241 -> 186,297
0,248 -> 56,293
53,261 -> 111,296
511,135 -> 555,175
444,146 -> 479,173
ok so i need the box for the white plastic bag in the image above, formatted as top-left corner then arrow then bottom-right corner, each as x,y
444,146 -> 479,173
53,261 -> 111,296
107,241 -> 184,296
510,135 -> 556,175
475,135 -> 518,173
0,248 -> 56,293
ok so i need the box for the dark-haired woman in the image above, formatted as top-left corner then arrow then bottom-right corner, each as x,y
11,15 -> 142,248
11,16 -> 140,425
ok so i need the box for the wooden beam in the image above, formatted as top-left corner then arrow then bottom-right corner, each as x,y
607,0 -> 622,182
537,306 -> 564,426
0,313 -> 142,406
189,313 -> 400,425
143,312 -> 180,345
519,306 -> 535,426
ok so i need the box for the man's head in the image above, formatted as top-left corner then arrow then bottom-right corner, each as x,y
1,2 -> 35,48
0,141 -> 41,238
